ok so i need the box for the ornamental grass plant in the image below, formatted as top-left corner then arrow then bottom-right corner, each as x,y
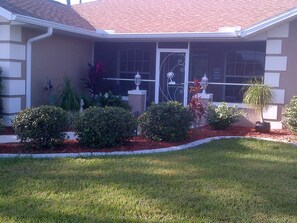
57,75 -> 80,111
242,80 -> 274,122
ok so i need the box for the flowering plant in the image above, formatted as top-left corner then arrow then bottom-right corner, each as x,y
205,102 -> 242,130
188,79 -> 205,128
86,62 -> 104,97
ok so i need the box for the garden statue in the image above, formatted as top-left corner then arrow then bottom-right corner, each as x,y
79,99 -> 84,113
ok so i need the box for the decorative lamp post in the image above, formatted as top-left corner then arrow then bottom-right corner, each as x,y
134,72 -> 141,91
200,73 -> 208,94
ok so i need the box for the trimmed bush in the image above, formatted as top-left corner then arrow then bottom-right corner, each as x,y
65,110 -> 79,130
12,106 -> 67,148
74,106 -> 137,148
283,96 -> 297,134
206,102 -> 242,130
138,101 -> 193,142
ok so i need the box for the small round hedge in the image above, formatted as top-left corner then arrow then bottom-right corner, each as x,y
74,106 -> 137,148
283,96 -> 297,134
12,105 -> 67,148
138,101 -> 193,142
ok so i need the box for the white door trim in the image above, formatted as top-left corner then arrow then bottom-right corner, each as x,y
155,47 -> 190,106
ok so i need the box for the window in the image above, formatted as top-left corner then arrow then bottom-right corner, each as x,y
114,49 -> 151,96
190,53 -> 209,79
224,51 -> 265,102
119,50 -> 151,78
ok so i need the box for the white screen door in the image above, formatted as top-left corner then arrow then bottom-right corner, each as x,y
155,49 -> 189,106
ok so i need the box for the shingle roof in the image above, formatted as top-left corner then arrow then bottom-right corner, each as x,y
72,0 -> 297,33
1,0 -> 297,34
0,0 -> 95,31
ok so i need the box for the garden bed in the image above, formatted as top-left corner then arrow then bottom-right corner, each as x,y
0,125 -> 296,154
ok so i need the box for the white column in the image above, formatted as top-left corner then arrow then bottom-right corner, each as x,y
0,24 -> 25,126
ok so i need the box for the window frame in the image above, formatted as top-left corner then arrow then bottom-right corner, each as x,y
223,50 -> 265,103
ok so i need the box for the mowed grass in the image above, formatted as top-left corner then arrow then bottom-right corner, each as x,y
0,139 -> 297,223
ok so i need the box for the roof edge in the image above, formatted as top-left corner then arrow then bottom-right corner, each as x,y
0,7 -> 13,20
13,14 -> 107,38
0,7 -> 107,38
103,31 -> 240,39
242,7 -> 297,37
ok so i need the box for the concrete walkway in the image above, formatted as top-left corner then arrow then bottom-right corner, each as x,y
0,133 -> 296,159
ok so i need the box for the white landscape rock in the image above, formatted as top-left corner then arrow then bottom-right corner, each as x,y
0,134 -> 295,159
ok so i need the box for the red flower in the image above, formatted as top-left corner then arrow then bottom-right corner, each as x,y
96,62 -> 102,74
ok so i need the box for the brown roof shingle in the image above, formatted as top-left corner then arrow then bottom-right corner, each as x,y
0,0 -> 95,31
72,0 -> 297,33
1,0 -> 297,34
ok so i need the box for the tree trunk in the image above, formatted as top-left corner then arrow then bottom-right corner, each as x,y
261,107 -> 264,122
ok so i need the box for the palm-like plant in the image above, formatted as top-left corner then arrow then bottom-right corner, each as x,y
243,80 -> 274,122
57,75 -> 80,111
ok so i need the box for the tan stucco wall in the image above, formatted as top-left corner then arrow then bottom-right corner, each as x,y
281,19 -> 297,104
269,19 -> 297,126
22,28 -> 93,106
246,20 -> 297,128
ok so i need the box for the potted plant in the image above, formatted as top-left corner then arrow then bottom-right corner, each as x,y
243,80 -> 274,132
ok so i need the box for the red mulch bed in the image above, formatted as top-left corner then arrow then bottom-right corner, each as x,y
0,126 -> 296,154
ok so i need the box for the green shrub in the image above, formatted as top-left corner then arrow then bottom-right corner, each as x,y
12,106 -> 67,148
98,91 -> 131,110
74,106 -> 137,148
0,68 -> 4,132
283,96 -> 297,134
138,101 -> 193,142
57,75 -> 80,111
65,110 -> 79,131
0,119 -> 3,133
0,67 -> 2,119
206,102 -> 242,130
81,91 -> 131,111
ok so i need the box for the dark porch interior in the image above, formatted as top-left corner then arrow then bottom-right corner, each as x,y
94,41 -> 266,105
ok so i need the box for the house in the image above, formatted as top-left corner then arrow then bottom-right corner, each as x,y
1,0 -> 297,128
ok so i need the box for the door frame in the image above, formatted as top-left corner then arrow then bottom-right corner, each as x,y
155,47 -> 190,106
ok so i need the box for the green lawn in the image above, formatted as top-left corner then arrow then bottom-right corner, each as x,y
0,138 -> 297,223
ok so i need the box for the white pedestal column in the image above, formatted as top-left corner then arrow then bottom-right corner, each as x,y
128,90 -> 147,116
198,93 -> 213,104
197,93 -> 213,126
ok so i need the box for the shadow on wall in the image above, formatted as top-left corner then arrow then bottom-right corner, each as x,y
235,108 -> 261,128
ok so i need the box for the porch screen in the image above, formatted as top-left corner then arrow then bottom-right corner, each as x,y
225,51 -> 265,102
116,49 -> 151,95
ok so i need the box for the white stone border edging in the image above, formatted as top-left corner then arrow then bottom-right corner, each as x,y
0,136 -> 296,159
